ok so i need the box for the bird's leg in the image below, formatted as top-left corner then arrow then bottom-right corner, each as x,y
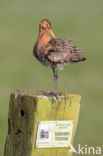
52,68 -> 58,94
47,68 -> 58,98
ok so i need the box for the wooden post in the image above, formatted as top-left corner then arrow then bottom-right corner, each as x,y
4,91 -> 81,156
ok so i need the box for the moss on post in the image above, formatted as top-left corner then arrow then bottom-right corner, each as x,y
4,91 -> 81,156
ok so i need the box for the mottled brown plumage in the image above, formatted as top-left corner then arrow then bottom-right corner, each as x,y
33,19 -> 86,96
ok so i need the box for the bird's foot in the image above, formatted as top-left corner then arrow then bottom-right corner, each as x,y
47,91 -> 58,99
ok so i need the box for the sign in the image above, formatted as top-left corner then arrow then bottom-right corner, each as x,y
36,120 -> 73,148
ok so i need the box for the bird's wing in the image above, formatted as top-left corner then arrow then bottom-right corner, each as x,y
45,38 -> 85,64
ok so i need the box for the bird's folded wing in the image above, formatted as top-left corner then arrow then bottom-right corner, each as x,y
47,52 -> 71,63
45,38 -> 83,64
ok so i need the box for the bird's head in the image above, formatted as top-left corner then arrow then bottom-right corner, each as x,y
39,19 -> 56,38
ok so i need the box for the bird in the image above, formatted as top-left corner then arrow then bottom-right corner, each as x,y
33,19 -> 86,97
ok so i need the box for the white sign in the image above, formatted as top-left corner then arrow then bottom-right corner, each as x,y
36,120 -> 73,148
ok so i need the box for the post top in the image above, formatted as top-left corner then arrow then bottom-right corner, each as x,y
12,90 -> 81,101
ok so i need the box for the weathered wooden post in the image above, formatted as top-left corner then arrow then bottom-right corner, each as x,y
4,91 -> 81,156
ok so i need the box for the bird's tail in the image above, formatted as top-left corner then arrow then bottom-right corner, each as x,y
73,56 -> 86,63
71,46 -> 86,63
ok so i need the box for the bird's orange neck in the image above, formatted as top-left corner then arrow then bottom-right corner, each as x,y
37,30 -> 51,50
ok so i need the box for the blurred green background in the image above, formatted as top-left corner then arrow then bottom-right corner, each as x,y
0,0 -> 103,155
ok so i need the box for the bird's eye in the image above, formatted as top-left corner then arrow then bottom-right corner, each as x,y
46,24 -> 49,28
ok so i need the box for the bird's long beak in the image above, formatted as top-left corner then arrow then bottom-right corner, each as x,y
48,29 -> 56,38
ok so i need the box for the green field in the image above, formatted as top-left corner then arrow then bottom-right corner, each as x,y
0,0 -> 103,155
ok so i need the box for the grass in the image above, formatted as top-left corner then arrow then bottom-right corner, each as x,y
0,0 -> 103,155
